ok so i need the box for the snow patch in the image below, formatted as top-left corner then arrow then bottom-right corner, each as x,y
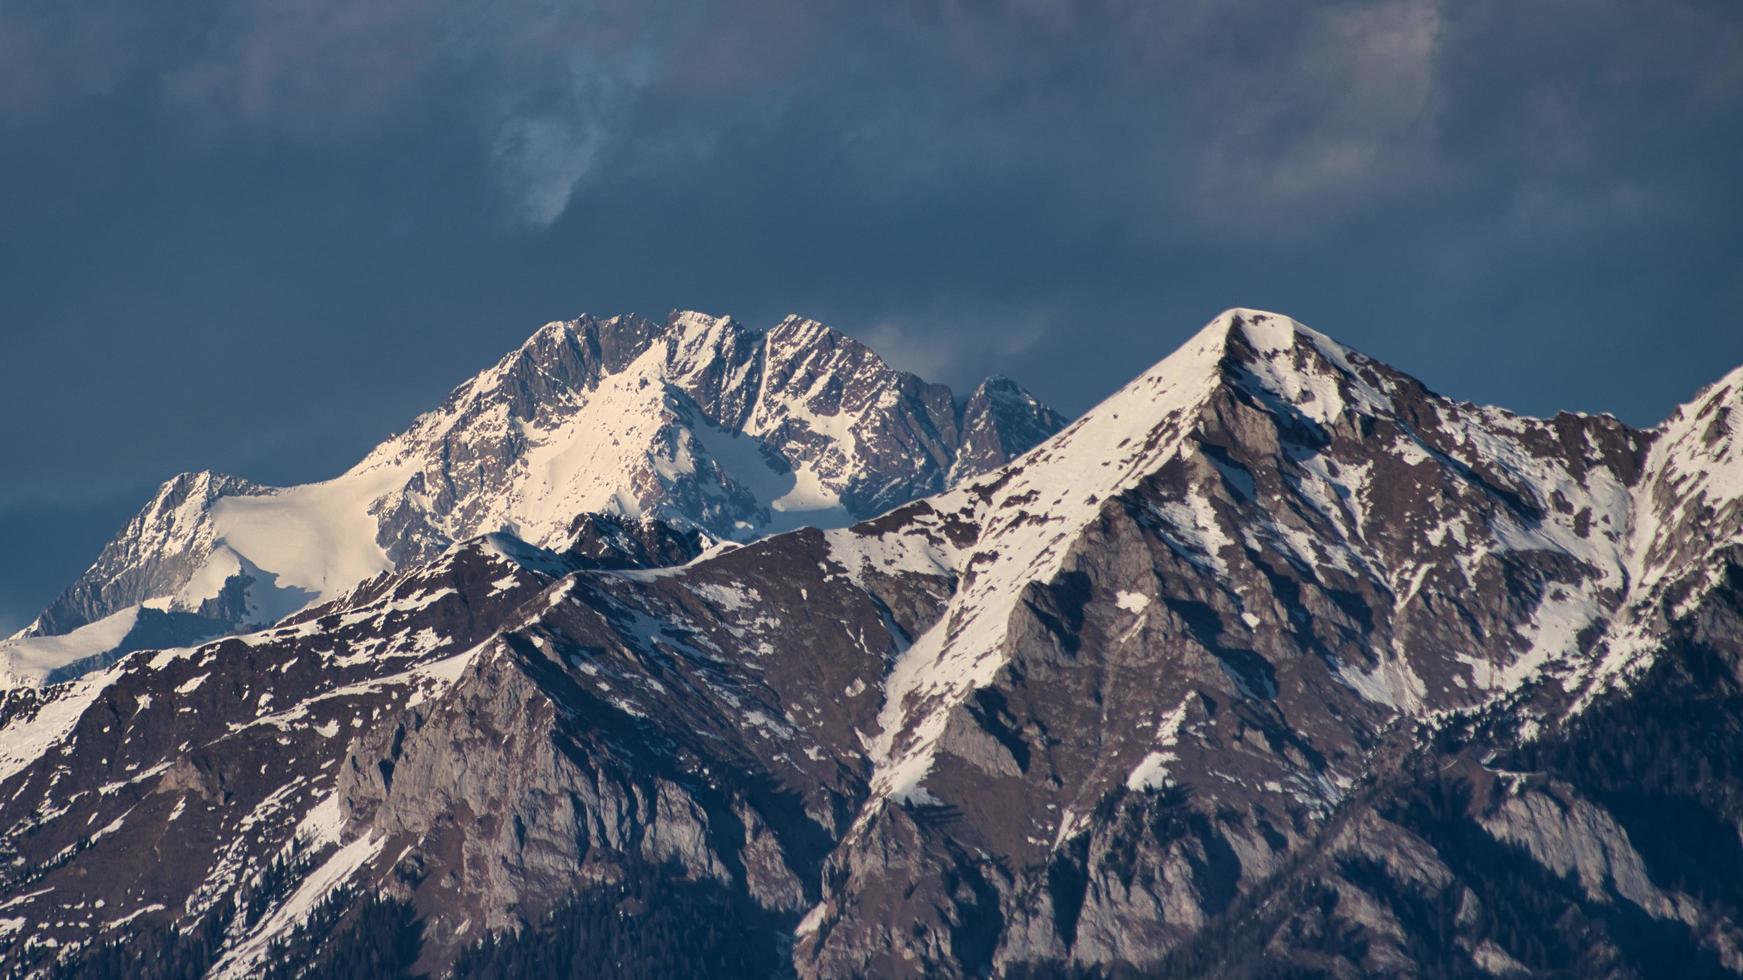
1115,590 -> 1152,614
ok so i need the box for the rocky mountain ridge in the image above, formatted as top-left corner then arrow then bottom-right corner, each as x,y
3,311 -> 1064,687
2,309 -> 1741,978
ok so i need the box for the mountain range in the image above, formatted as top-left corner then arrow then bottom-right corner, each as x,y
1,311 -> 1063,688
2,308 -> 1742,978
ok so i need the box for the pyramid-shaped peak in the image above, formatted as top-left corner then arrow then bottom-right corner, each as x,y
760,314 -> 912,384
977,307 -> 1392,498
661,310 -> 756,372
1218,306 -> 1303,342
1196,307 -> 1350,362
1142,307 -> 1397,420
1121,308 -> 1300,390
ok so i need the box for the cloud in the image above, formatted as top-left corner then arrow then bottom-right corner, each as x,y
0,0 -> 676,224
6,0 -> 1736,231
160,0 -> 450,130
3,0 -> 1734,236
858,310 -> 1050,385
479,9 -> 668,226
493,112 -> 605,227
1264,0 -> 1442,195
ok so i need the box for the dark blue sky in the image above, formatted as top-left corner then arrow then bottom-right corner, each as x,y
3,0 -> 1741,634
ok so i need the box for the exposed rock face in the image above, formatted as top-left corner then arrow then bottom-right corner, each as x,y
7,311 -> 1063,686
560,511 -> 710,570
23,471 -> 268,637
950,375 -> 1070,484
3,309 -> 1743,978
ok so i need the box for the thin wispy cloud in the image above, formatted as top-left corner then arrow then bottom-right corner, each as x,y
860,309 -> 1050,386
9,0 -> 1730,232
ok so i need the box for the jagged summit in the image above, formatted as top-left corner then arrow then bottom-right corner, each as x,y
841,307 -> 1649,808
6,310 -> 1065,687
951,374 -> 1070,483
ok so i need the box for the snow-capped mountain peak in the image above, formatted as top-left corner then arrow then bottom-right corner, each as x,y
857,308 -> 1649,805
8,310 -> 1065,686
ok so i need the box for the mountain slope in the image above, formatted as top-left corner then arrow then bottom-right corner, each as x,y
3,309 -> 1741,977
6,311 -> 1064,686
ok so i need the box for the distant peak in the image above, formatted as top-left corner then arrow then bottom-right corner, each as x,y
150,470 -> 258,506
767,313 -> 840,347
159,469 -> 215,492
965,375 -> 1051,412
518,315 -> 595,348
972,374 -> 1021,392
663,310 -> 752,366
667,309 -> 737,334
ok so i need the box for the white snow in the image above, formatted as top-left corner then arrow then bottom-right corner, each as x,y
404,639 -> 491,708
693,583 -> 761,613
1626,366 -> 1743,591
209,831 -> 384,979
0,669 -> 116,782
393,311 -> 905,549
1336,654 -> 1428,711
27,310 -> 988,682
1461,584 -> 1600,693
1126,697 -> 1192,791
293,793 -> 347,847
823,520 -> 958,587
867,310 -> 1245,805
1125,751 -> 1177,791
795,902 -> 828,936
0,607 -> 140,688
1576,367 -> 1743,707
203,462 -> 410,616
174,673 -> 210,695
1115,591 -> 1152,614
100,903 -> 165,933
